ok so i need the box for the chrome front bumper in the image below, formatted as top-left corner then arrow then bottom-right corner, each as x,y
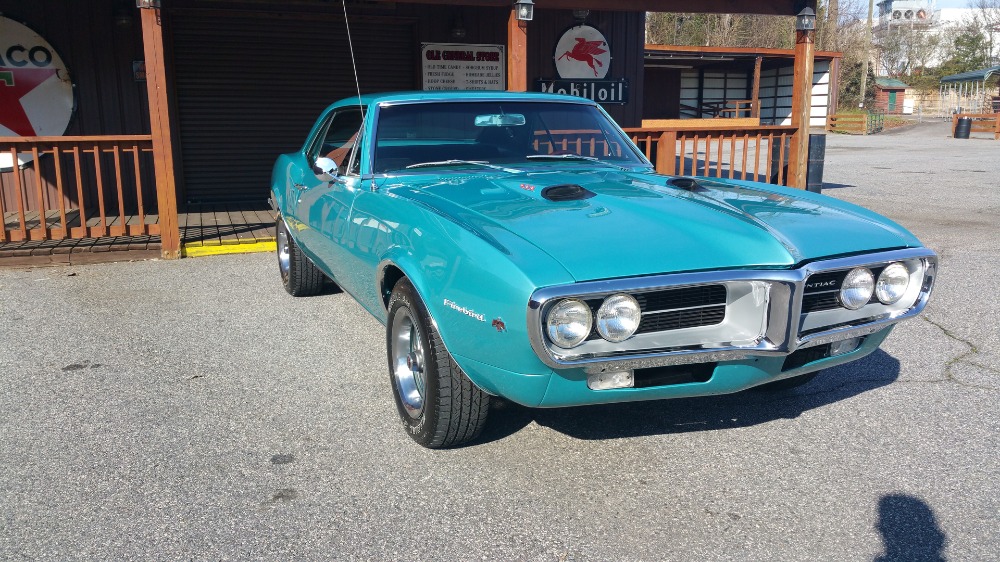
527,248 -> 938,374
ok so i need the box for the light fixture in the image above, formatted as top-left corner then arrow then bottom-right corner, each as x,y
572,9 -> 589,23
115,0 -> 134,26
514,0 -> 534,22
796,7 -> 816,31
450,18 -> 467,40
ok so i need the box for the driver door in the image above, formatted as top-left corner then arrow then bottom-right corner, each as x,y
291,107 -> 365,282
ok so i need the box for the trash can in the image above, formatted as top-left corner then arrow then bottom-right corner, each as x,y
769,136 -> 790,185
954,117 -> 972,139
806,133 -> 826,193
769,135 -> 826,192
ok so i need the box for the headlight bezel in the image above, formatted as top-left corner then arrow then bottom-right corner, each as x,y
839,267 -> 875,310
545,298 -> 593,349
875,262 -> 910,305
595,293 -> 642,343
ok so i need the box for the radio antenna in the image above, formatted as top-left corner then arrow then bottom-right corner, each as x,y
342,0 -> 364,110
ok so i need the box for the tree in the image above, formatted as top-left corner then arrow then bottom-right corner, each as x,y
646,2 -> 884,110
646,12 -> 795,49
841,58 -> 878,107
938,23 -> 990,76
970,0 -> 1000,37
876,25 -> 943,77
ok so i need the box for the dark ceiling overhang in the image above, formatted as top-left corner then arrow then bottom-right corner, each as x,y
375,0 -> 817,17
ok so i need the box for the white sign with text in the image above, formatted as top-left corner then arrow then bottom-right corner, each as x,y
421,43 -> 505,91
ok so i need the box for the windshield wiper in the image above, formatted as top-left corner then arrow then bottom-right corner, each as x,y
405,159 -> 521,173
526,154 -> 631,171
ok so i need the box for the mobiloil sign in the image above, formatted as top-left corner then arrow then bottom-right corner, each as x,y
535,24 -> 628,105
537,79 -> 628,104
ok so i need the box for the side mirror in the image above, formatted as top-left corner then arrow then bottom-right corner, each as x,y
313,157 -> 339,182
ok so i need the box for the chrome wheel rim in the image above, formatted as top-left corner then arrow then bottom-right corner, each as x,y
391,308 -> 426,419
277,222 -> 291,283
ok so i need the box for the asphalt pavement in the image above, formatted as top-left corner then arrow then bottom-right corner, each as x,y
1,119 -> 997,560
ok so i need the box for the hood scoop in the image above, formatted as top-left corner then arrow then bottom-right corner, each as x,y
667,177 -> 707,192
541,184 -> 597,202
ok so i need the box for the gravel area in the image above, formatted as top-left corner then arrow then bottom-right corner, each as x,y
1,119 -> 997,560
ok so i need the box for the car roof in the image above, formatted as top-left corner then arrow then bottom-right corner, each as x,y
328,90 -> 597,110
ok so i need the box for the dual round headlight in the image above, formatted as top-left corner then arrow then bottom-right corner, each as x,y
838,262 -> 910,310
546,293 -> 642,349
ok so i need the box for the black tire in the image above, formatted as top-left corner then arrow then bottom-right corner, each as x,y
752,371 -> 820,392
276,217 -> 325,297
386,279 -> 490,448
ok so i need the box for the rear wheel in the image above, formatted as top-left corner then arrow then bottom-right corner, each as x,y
386,279 -> 490,448
276,217 -> 325,297
753,371 -> 820,391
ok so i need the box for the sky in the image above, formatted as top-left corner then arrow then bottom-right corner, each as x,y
932,0 -> 973,8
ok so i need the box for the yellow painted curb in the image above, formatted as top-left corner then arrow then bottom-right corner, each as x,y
182,239 -> 276,258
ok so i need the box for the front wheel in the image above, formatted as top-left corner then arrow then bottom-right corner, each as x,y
276,217 -> 325,297
386,279 -> 490,448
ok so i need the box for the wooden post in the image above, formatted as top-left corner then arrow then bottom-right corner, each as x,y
656,131 -> 678,175
507,9 -> 527,92
751,56 -> 762,119
788,28 -> 814,190
140,5 -> 181,259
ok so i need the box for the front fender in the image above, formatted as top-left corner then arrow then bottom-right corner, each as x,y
374,217 -> 569,394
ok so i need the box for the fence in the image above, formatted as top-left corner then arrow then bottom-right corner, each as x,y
1,136 -> 158,243
951,113 -> 1000,140
623,125 -> 798,186
825,112 -> 885,135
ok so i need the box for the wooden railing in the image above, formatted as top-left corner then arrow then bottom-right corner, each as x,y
951,113 -> 1000,139
533,130 -> 624,158
679,100 -> 755,119
1,136 -> 158,243
624,125 -> 799,186
826,112 -> 885,135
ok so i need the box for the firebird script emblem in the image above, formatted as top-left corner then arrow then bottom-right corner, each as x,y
444,299 -> 485,322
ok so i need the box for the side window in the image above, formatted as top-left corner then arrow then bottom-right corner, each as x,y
346,132 -> 364,176
318,109 -> 363,174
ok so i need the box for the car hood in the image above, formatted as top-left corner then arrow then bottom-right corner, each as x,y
385,169 -> 920,282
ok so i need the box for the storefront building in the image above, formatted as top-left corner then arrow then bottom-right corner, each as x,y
1,0 -> 818,260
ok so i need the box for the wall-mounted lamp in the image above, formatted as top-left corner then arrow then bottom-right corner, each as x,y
572,9 -> 589,24
114,0 -> 134,26
514,0 -> 534,22
795,7 -> 816,31
451,18 -> 467,40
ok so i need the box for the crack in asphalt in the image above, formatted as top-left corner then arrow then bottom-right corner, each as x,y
920,314 -> 999,391
754,314 -> 1000,403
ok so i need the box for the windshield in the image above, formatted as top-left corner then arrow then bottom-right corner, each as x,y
372,101 -> 646,174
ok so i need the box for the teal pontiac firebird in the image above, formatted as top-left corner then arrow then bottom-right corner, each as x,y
270,91 -> 937,448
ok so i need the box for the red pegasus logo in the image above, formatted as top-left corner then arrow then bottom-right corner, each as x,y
557,38 -> 608,77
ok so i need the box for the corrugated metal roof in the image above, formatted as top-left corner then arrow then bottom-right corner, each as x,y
875,77 -> 909,89
941,65 -> 1000,83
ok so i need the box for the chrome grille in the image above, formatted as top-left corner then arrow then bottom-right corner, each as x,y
585,284 -> 727,340
801,266 -> 885,312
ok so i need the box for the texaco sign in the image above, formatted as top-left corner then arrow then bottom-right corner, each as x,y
1,16 -> 75,170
